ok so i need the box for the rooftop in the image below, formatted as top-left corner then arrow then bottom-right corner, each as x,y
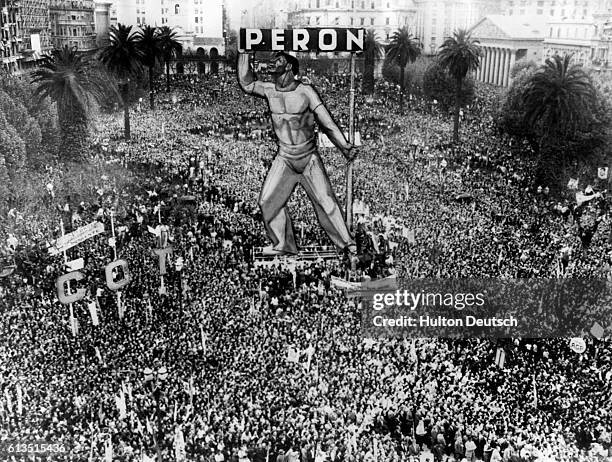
471,14 -> 547,40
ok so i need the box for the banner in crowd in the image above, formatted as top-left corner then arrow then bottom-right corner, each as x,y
591,322 -> 604,339
495,347 -> 506,368
48,221 -> 105,256
240,28 -> 364,52
598,167 -> 609,180
330,276 -> 361,290
569,337 -> 586,354
318,132 -> 362,148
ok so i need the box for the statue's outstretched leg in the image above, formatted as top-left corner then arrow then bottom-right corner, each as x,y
300,153 -> 355,251
259,156 -> 299,255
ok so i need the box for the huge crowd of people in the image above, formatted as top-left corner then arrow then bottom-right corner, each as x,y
0,69 -> 611,462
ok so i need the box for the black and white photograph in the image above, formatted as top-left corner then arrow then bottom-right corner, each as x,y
1,0 -> 611,460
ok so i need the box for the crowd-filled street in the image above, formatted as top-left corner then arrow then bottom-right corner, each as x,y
0,70 -> 611,462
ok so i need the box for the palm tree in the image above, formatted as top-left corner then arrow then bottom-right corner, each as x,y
137,25 -> 162,110
99,24 -> 143,140
522,54 -> 596,181
386,27 -> 421,114
31,46 -> 108,158
438,28 -> 481,143
158,26 -> 183,92
362,29 -> 383,96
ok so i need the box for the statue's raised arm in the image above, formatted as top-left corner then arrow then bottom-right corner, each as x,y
237,52 -> 266,97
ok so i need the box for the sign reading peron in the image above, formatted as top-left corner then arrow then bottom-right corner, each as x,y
239,28 -> 365,52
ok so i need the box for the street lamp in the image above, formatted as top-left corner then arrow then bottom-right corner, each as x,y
143,364 -> 169,462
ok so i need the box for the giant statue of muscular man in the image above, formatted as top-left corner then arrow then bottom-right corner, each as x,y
238,51 -> 357,257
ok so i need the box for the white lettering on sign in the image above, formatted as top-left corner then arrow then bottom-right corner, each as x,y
246,28 -> 263,48
347,29 -> 364,51
319,29 -> 337,51
293,29 -> 309,51
271,29 -> 284,50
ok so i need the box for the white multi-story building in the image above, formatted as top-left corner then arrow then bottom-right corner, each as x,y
287,0 -> 416,45
414,0 -> 502,55
500,0 -> 601,20
543,0 -> 612,71
112,0 -> 224,54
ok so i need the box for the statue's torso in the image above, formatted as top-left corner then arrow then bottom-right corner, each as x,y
264,84 -> 316,147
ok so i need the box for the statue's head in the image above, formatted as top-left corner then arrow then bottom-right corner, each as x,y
271,52 -> 299,78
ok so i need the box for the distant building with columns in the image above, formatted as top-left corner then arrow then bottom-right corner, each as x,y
470,15 -> 546,86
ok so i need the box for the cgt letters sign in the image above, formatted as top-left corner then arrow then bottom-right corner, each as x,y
239,28 -> 364,52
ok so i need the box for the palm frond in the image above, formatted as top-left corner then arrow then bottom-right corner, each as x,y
386,26 -> 421,69
437,28 -> 481,82
99,24 -> 143,80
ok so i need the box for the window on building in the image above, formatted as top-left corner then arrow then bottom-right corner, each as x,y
351,0 -> 354,7
361,0 -> 365,8
519,8 -> 525,14
175,4 -> 179,14
386,31 -> 389,40
316,16 -> 320,24
316,0 -> 320,7
360,17 -> 364,25
371,1 -> 374,7
550,8 -> 555,15
306,16 -> 310,24
537,7 -> 543,13
195,8 -> 198,14
335,0 -> 339,7
195,17 -> 198,22
370,17 -> 374,24
350,17 -> 353,24
386,1 -> 389,7
334,16 -> 340,24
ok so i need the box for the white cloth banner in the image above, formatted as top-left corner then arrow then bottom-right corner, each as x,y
16,385 -> 23,415
174,427 -> 187,462
104,437 -> 113,462
88,301 -> 99,326
330,276 -> 361,290
48,221 -> 105,255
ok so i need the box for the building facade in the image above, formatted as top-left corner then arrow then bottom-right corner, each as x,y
94,0 -> 112,46
1,0 -> 21,71
470,14 -> 546,86
49,0 -> 97,51
414,0 -> 502,55
542,0 -> 612,72
112,0 -> 225,55
286,0 -> 416,45
0,0 -> 51,71
500,0 -> 602,21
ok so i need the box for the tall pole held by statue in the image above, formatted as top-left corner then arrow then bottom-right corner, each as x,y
346,52 -> 356,231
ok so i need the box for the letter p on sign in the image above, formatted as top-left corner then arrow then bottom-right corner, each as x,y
245,29 -> 263,49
